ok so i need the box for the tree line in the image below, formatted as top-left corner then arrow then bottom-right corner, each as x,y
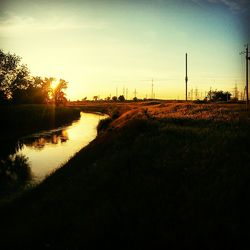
0,49 -> 67,105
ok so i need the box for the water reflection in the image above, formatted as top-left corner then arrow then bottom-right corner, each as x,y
21,129 -> 69,150
0,112 -> 106,199
16,112 -> 105,182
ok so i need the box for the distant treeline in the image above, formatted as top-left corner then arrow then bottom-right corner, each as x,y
0,49 -> 67,105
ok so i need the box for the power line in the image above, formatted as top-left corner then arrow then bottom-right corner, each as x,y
133,89 -> 137,98
240,44 -> 250,110
185,53 -> 188,101
151,78 -> 154,99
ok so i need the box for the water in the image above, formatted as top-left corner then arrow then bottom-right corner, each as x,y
0,112 -> 107,189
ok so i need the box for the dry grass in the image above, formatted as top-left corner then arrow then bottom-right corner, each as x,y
91,101 -> 249,129
1,101 -> 250,249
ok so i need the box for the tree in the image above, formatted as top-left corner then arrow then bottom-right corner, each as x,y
209,90 -> 231,102
53,79 -> 68,105
0,49 -> 30,103
11,64 -> 30,92
0,50 -> 69,105
118,95 -> 125,102
44,77 -> 55,101
11,76 -> 53,104
93,96 -> 99,101
33,76 -> 50,104
112,96 -> 117,101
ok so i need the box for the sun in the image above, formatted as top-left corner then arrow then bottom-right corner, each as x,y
51,80 -> 58,90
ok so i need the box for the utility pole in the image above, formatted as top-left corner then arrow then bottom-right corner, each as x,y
247,44 -> 249,107
195,87 -> 198,100
190,88 -> 193,100
133,89 -> 137,98
209,86 -> 212,101
185,53 -> 188,101
233,83 -> 239,100
151,78 -> 154,99
126,88 -> 128,100
240,44 -> 250,109
116,87 -> 118,97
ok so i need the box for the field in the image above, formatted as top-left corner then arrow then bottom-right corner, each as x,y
0,101 -> 250,249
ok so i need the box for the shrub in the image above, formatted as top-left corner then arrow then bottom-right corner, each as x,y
97,117 -> 113,133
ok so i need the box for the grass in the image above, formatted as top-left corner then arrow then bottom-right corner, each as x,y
0,102 -> 249,249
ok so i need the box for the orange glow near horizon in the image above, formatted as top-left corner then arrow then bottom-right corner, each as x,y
0,0 -> 247,101
51,80 -> 58,90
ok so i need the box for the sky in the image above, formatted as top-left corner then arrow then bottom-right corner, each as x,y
0,0 -> 249,100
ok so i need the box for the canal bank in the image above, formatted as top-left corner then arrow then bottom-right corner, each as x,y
0,102 -> 250,249
0,109 -> 106,202
0,105 -> 98,202
0,105 -> 81,142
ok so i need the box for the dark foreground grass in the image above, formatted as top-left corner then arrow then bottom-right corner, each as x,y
0,107 -> 250,249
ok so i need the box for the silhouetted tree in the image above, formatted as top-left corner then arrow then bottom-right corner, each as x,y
93,96 -> 99,101
53,79 -> 68,105
133,97 -> 138,102
11,64 -> 30,91
112,96 -> 117,101
44,77 -> 55,102
12,76 -> 52,104
118,95 -> 125,102
0,49 -> 30,103
0,50 -> 69,105
209,90 -> 231,102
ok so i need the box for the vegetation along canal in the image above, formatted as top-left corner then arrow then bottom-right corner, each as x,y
0,112 -> 107,199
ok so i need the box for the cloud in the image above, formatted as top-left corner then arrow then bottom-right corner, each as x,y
193,0 -> 249,13
0,12 -> 107,36
205,0 -> 250,39
214,0 -> 249,12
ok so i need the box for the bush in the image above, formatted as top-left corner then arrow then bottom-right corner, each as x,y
0,154 -> 31,196
97,117 -> 113,133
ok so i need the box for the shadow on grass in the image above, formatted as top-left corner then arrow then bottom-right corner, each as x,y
0,115 -> 249,249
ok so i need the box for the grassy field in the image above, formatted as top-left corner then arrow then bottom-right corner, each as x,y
0,101 -> 250,249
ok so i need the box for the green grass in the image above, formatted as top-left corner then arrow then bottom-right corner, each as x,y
0,107 -> 249,249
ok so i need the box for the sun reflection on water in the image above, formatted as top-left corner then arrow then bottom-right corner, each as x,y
15,112 -> 107,182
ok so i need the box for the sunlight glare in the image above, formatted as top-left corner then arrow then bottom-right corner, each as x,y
51,80 -> 58,90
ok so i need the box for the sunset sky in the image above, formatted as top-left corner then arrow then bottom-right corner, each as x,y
0,0 -> 249,100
